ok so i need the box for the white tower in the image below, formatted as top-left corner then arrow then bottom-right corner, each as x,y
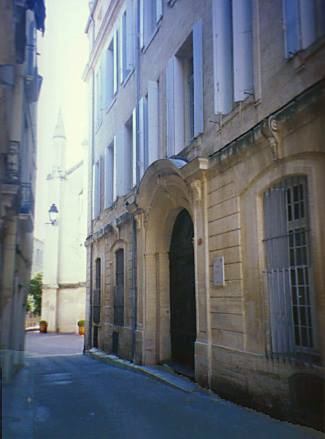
42,110 -> 66,331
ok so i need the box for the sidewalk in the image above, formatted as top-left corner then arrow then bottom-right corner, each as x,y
87,348 -> 213,394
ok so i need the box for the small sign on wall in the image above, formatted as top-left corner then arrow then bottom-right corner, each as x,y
213,256 -> 225,287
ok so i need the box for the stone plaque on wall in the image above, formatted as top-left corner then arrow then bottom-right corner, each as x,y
213,256 -> 225,287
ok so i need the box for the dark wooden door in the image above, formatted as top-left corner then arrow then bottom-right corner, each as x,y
169,209 -> 196,370
93,258 -> 101,348
114,249 -> 124,326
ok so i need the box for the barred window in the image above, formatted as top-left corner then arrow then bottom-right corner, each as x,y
263,176 -> 316,358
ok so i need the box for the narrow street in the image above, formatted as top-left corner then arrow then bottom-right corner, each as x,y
3,333 -> 323,439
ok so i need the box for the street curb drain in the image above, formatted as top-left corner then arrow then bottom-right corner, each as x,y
87,349 -> 198,393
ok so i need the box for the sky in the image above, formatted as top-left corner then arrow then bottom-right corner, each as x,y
34,0 -> 89,240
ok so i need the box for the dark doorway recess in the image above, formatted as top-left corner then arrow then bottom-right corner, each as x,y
169,209 -> 196,376
93,258 -> 101,349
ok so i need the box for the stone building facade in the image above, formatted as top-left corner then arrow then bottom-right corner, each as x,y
0,0 -> 45,382
41,112 -> 87,333
84,0 -> 325,429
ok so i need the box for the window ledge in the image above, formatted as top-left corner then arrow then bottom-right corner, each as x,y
121,68 -> 134,88
105,96 -> 117,114
95,117 -> 103,134
288,35 -> 325,71
213,94 -> 256,130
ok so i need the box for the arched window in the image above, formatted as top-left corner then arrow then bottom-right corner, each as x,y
263,176 -> 316,358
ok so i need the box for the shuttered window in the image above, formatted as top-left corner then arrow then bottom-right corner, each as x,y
138,81 -> 159,179
95,65 -> 103,129
283,0 -> 323,58
99,155 -> 105,212
104,37 -> 115,107
119,1 -> 135,83
104,137 -> 116,208
117,110 -> 137,196
92,160 -> 100,218
212,0 -> 254,114
232,0 -> 254,101
263,176 -> 316,358
193,20 -> 204,137
147,80 -> 159,165
138,95 -> 148,180
140,0 -> 163,49
114,249 -> 124,326
166,21 -> 204,156
113,30 -> 118,94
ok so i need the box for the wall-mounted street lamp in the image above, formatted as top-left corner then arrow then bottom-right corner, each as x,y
48,203 -> 59,225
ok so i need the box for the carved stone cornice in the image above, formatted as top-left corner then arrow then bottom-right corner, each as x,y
262,115 -> 282,160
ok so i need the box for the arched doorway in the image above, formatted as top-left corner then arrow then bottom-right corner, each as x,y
169,209 -> 196,374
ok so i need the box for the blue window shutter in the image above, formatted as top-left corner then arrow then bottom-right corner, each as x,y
116,130 -> 125,196
166,58 -> 175,157
193,20 -> 204,137
119,15 -> 125,83
138,97 -> 145,179
92,163 -> 96,218
113,136 -> 117,201
126,0 -> 135,70
212,0 -> 233,114
283,0 -> 300,57
139,0 -> 144,49
132,108 -> 137,187
113,30 -> 118,94
156,0 -> 163,23
232,0 -> 254,102
300,0 -> 317,49
104,146 -> 109,209
95,161 -> 100,217
148,80 -> 159,165
173,56 -> 184,154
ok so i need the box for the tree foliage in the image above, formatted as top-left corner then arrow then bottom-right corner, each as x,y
26,272 -> 43,315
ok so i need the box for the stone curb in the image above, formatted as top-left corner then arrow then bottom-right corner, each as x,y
86,348 -> 198,393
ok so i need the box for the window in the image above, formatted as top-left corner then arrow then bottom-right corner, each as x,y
140,0 -> 163,48
138,81 -> 159,180
283,0 -> 325,58
116,110 -> 137,196
104,138 -> 116,208
119,1 -> 135,83
92,156 -> 105,218
92,160 -> 100,218
263,176 -> 316,358
114,249 -> 124,326
99,155 -> 104,212
166,21 -> 203,156
124,112 -> 136,191
212,0 -> 254,115
104,35 -> 117,107
95,65 -> 103,129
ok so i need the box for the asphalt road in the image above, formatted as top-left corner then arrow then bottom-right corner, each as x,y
3,333 -> 324,439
